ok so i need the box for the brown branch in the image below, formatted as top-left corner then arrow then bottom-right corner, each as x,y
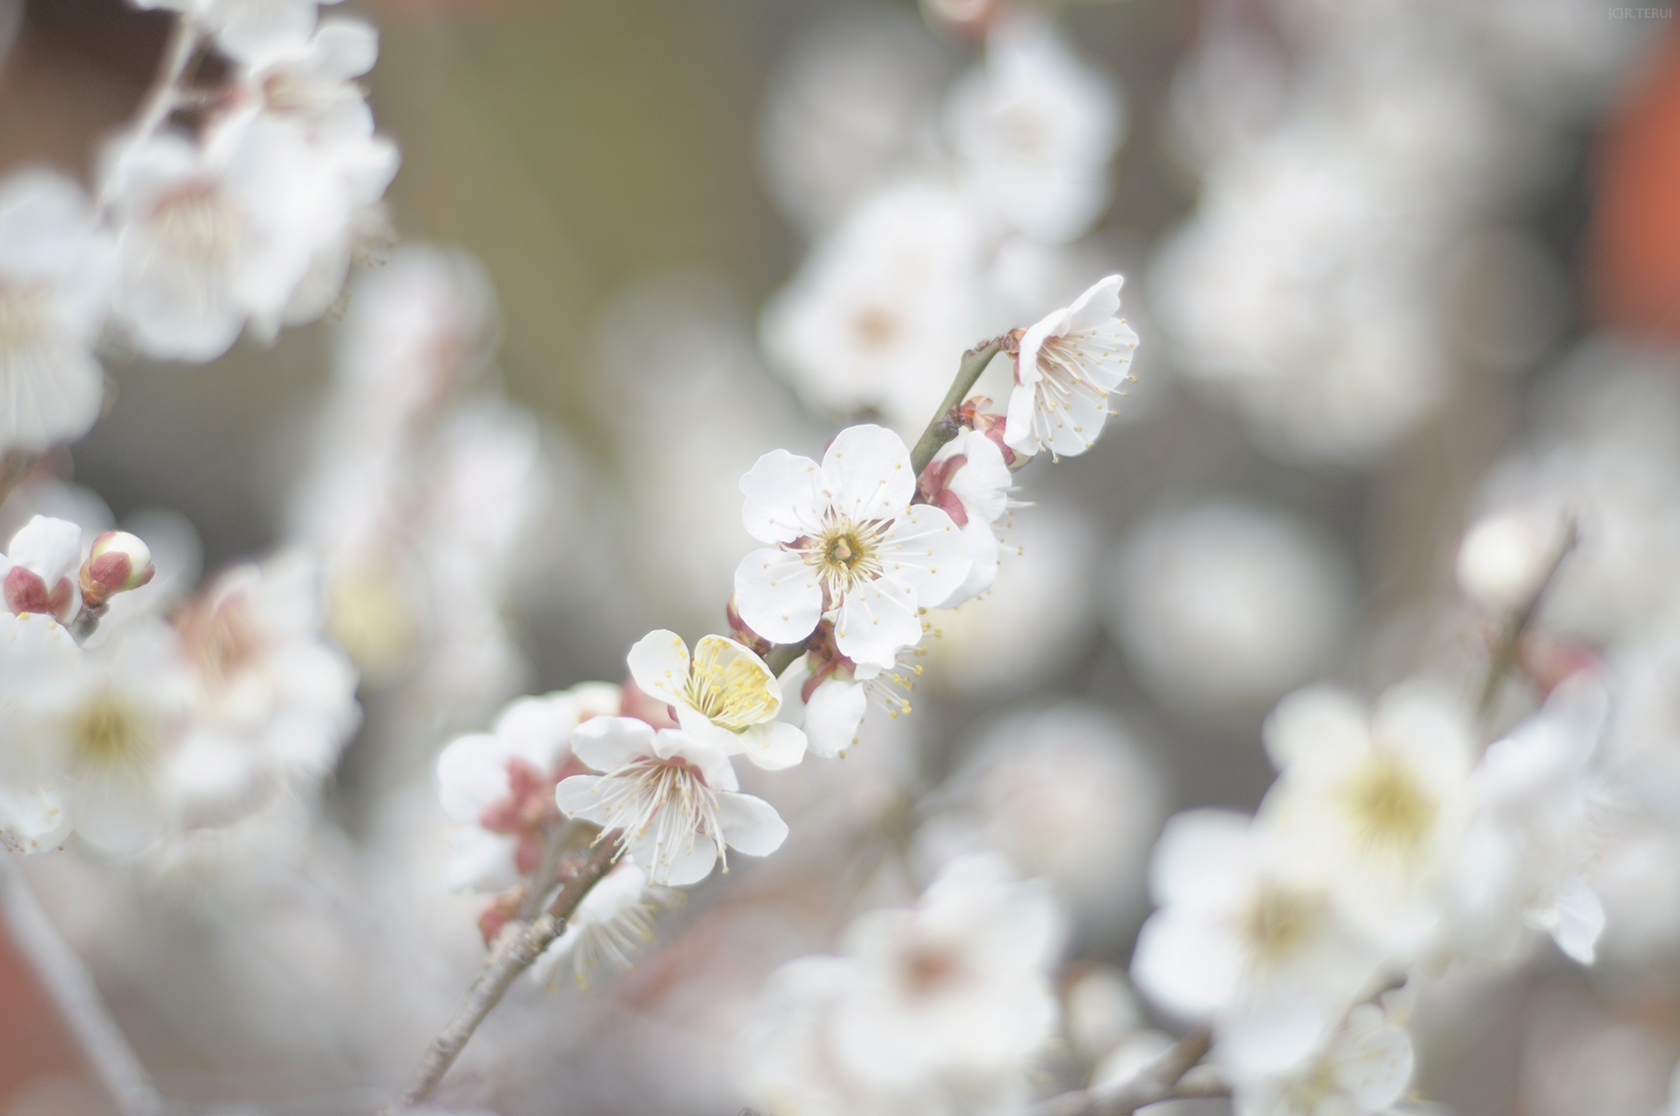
394,839 -> 620,1108
1031,1027 -> 1221,1116
1476,517 -> 1579,718
908,339 -> 1007,477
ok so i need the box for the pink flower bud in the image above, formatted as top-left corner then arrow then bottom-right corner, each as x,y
79,531 -> 156,607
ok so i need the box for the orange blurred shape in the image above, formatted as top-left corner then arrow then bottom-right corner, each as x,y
1592,28 -> 1680,340
0,924 -> 86,1111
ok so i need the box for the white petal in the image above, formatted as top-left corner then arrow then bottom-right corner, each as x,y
821,424 -> 915,524
804,676 -> 868,758
741,449 -> 824,544
435,733 -> 511,824
734,720 -> 808,771
833,579 -> 922,669
651,728 -> 738,792
1548,878 -> 1605,964
945,431 -> 1011,524
1129,906 -> 1243,1019
71,763 -> 169,856
639,830 -> 718,886
733,547 -> 823,644
1004,379 -> 1040,456
1148,809 -> 1258,908
933,515 -> 999,609
1262,686 -> 1369,773
444,828 -> 519,893
571,717 -> 656,773
6,516 -> 82,583
626,629 -> 692,710
554,774 -> 612,826
313,17 -> 379,78
1064,274 -> 1123,334
880,504 -> 972,610
716,791 -> 789,857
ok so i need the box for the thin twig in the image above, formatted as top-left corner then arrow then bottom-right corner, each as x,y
1031,1027 -> 1219,1116
908,339 -> 1005,477
1476,517 -> 1579,718
395,839 -> 620,1108
0,858 -> 166,1116
98,14 -> 201,213
513,821 -> 578,923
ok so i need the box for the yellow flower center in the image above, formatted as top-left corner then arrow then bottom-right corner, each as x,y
71,691 -> 156,769
1242,884 -> 1324,963
1345,755 -> 1436,855
800,516 -> 887,598
684,635 -> 778,732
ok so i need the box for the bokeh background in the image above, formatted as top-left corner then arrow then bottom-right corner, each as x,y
2,0 -> 1680,1112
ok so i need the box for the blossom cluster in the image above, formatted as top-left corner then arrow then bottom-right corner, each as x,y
0,0 -> 396,462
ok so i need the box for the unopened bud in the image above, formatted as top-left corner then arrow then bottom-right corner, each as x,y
79,531 -> 155,607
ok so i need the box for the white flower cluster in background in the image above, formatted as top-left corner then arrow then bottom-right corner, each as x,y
759,7 -> 1130,435
1151,0 -> 1637,465
0,0 -> 397,461
0,514 -> 357,856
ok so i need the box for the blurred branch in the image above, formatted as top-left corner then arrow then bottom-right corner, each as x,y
98,14 -> 201,212
1476,518 -> 1579,718
908,339 -> 1006,477
394,839 -> 621,1109
1030,1026 -> 1222,1116
0,857 -> 166,1116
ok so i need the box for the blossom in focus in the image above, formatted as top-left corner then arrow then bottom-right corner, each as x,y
626,629 -> 806,770
1131,809 -> 1382,1078
529,860 -> 664,988
1005,274 -> 1138,459
1234,999 -> 1414,1116
169,553 -> 360,828
1260,682 -> 1475,956
760,183 -> 983,430
1,515 -> 84,623
916,429 -> 1013,608
0,613 -> 80,852
102,112 -> 353,361
736,854 -> 1063,1115
945,14 -> 1123,244
79,531 -> 156,609
0,170 -> 113,458
436,683 -> 620,892
734,424 -> 970,668
774,620 -> 922,758
555,716 -> 787,886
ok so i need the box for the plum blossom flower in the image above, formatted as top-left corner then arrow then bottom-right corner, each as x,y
528,860 -> 666,988
102,112 -> 353,361
1235,998 -> 1415,1116
917,429 -> 1013,608
1005,274 -> 1138,459
1450,674 -> 1610,965
1131,809 -> 1383,1078
169,552 -> 360,827
134,0 -> 346,64
0,170 -> 113,458
775,620 -> 921,758
760,183 -> 984,429
555,716 -> 788,886
626,629 -> 806,770
436,683 -> 620,893
945,14 -> 1124,244
1,515 -> 84,624
734,424 -> 970,668
1259,682 -> 1475,957
0,612 -> 81,852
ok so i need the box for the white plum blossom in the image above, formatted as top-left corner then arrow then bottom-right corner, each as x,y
1450,674 -> 1610,965
1260,683 -> 1476,957
135,0 -> 346,64
102,112 -> 353,361
1455,509 -> 1566,616
555,716 -> 788,886
1235,999 -> 1415,1116
736,854 -> 1063,1115
436,683 -> 620,892
626,629 -> 806,770
0,612 -> 81,852
760,183 -> 983,429
1131,809 -> 1384,1078
945,14 -> 1124,244
1005,274 -> 1138,459
916,429 -> 1013,608
168,552 -> 360,827
529,860 -> 663,988
734,424 -> 970,668
0,170 -> 113,458
775,622 -> 922,758
1,515 -> 84,623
